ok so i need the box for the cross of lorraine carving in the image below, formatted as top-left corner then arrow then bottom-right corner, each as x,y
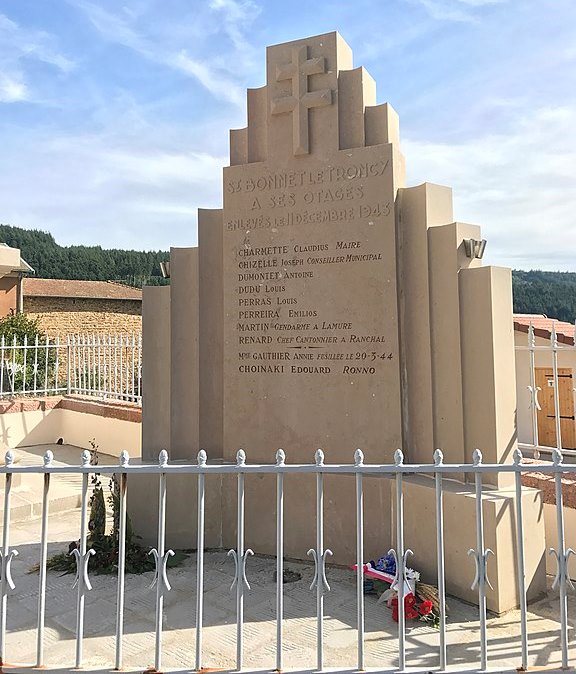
270,45 -> 333,156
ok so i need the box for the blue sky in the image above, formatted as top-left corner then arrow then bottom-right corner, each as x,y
0,0 -> 575,270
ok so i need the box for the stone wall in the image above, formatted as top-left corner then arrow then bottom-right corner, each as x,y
24,296 -> 142,336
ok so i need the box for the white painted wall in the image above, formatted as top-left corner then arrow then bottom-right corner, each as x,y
0,405 -> 141,457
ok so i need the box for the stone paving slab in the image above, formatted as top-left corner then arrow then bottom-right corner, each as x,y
1,507 -> 574,673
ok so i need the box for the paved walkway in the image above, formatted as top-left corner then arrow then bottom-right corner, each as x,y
0,444 -> 87,523
0,446 -> 573,672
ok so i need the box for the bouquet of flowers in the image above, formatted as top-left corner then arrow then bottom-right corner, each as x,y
354,554 -> 443,629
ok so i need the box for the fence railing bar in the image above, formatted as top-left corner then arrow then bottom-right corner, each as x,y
232,449 -> 251,671
54,335 -> 60,395
131,333 -> 136,400
32,334 -> 39,394
74,450 -> 95,668
527,324 -> 540,453
276,449 -> 285,672
551,324 -> 563,451
87,334 -> 93,396
195,450 -> 207,672
309,448 -> 332,672
79,335 -> 84,395
114,335 -> 119,397
67,336 -> 72,395
103,335 -> 109,399
76,335 -> 81,395
10,335 -> 16,396
43,335 -> 49,394
97,334 -> 102,397
149,450 -> 174,673
119,335 -> 124,399
395,449 -> 407,671
513,449 -> 529,670
36,451 -> 53,667
115,453 -> 129,670
0,451 -> 16,666
137,333 -> 142,400
434,449 -> 447,670
4,458 -> 576,476
22,333 -> 27,395
551,450 -> 571,669
355,449 -> 365,672
470,450 -> 490,671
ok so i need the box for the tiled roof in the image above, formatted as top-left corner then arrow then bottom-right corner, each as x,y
24,278 -> 142,301
514,313 -> 575,345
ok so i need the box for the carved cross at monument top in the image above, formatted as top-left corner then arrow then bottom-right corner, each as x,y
270,45 -> 333,156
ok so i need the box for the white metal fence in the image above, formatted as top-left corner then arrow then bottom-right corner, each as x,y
516,322 -> 576,457
0,333 -> 142,402
0,446 -> 573,672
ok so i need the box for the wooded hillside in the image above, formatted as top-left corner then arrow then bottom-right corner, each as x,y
0,224 -> 168,287
512,270 -> 576,323
0,224 -> 574,320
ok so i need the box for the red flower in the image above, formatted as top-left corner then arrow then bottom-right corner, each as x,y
390,594 -> 420,622
406,606 -> 420,620
419,600 -> 433,616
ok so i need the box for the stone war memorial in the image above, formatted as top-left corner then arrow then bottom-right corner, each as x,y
131,32 -> 546,614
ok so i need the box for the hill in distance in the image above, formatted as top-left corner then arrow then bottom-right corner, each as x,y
0,224 -> 574,321
0,224 -> 169,288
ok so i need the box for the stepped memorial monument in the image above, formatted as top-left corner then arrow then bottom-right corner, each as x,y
131,31 -> 546,613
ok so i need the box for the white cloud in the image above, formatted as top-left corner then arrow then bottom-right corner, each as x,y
174,52 -> 244,106
0,105 -> 228,250
69,0 -> 260,107
407,0 -> 505,22
0,73 -> 29,103
208,0 -> 261,54
404,104 -> 576,269
0,12 -> 74,105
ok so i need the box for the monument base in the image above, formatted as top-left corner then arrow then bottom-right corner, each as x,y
128,471 -> 223,551
400,475 -> 546,614
129,469 -> 546,614
221,473 -> 392,564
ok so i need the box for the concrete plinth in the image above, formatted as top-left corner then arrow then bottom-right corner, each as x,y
128,470 -> 223,550
401,475 -> 546,614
